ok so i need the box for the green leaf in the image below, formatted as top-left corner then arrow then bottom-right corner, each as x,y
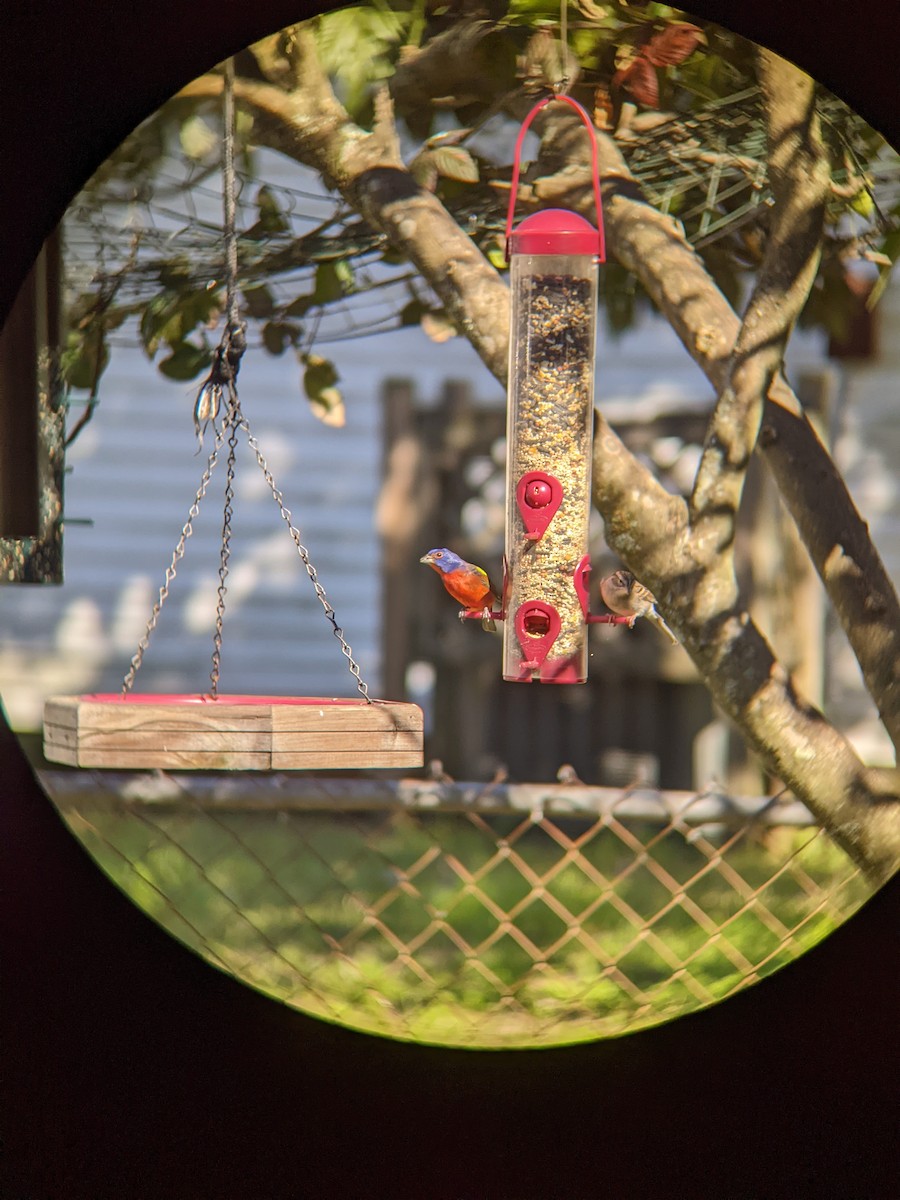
68,293 -> 103,328
431,145 -> 479,184
179,115 -> 217,160
485,240 -> 509,271
300,352 -> 345,427
300,351 -> 340,393
158,257 -> 194,287
849,187 -> 875,218
312,259 -> 355,305
308,385 -> 346,428
399,298 -> 427,326
283,293 -> 315,318
314,262 -> 342,305
334,258 -> 355,292
262,321 -> 300,355
157,341 -> 211,381
60,328 -> 109,391
140,287 -> 221,358
242,284 -> 275,319
243,185 -> 291,239
68,291 -> 130,333
256,184 -> 289,232
866,228 -> 900,310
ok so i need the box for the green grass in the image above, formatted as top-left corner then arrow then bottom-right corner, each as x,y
59,799 -> 875,1048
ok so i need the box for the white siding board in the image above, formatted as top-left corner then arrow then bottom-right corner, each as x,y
0,278 -> 834,732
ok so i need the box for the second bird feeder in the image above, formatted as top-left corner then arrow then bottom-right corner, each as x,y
502,95 -> 605,683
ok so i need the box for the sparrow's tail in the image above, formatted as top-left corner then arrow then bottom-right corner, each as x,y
649,609 -> 679,645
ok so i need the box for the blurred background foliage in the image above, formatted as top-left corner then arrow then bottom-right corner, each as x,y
60,1 -> 900,431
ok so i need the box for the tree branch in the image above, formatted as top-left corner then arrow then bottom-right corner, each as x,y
690,50 -> 830,559
535,94 -> 900,754
591,405 -> 900,883
181,35 -> 509,379
180,38 -> 900,879
534,97 -> 900,880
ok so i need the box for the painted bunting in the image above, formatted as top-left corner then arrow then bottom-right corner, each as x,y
599,569 -> 679,644
420,548 -> 499,631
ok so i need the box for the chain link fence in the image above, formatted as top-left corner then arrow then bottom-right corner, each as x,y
41,768 -> 873,1049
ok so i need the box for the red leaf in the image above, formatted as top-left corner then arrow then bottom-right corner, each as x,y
613,56 -> 659,108
643,23 -> 704,68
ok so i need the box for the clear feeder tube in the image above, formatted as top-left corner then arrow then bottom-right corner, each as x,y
503,246 -> 598,682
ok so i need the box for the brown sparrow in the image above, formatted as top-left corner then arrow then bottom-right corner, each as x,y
599,569 -> 679,645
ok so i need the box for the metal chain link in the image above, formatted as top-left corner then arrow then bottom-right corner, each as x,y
209,393 -> 239,698
123,55 -> 372,703
121,421 -> 230,695
122,395 -> 372,700
237,409 -> 371,701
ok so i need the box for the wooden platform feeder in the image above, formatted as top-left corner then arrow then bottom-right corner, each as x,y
40,62 -> 425,775
43,694 -> 424,772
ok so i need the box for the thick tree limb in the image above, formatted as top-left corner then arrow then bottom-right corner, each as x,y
592,411 -> 900,884
181,32 -> 508,377
532,94 -> 900,754
301,39 -> 897,748
690,51 -> 830,562
181,41 -> 899,880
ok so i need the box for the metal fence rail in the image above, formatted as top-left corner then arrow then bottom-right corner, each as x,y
41,769 -> 873,1049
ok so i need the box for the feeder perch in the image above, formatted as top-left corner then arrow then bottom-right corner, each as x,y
502,95 -> 606,684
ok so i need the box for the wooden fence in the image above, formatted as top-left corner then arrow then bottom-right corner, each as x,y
378,378 -> 824,790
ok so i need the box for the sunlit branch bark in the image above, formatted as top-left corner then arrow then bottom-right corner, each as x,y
180,40 -> 900,879
689,51 -> 830,573
530,88 -> 900,754
181,34 -> 509,378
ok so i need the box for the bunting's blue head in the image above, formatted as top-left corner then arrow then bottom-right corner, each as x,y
419,548 -> 464,576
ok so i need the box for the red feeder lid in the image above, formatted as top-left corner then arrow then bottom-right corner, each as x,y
508,209 -> 601,257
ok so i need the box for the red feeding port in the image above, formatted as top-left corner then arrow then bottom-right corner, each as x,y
510,601 -> 562,680
515,471 -> 563,541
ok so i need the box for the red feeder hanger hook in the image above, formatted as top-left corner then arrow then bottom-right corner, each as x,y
505,93 -> 607,264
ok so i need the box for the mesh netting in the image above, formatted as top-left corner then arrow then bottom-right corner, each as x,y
44,770 -> 872,1049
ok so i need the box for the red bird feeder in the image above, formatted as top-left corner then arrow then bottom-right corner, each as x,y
502,95 -> 608,683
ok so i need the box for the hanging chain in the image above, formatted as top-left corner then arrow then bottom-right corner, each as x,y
237,410 -> 371,702
121,423 -> 230,695
123,55 -> 372,702
193,56 -> 246,450
222,57 -> 240,343
209,397 -> 239,698
199,54 -> 245,694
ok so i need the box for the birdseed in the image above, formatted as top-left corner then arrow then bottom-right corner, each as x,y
503,264 -> 597,682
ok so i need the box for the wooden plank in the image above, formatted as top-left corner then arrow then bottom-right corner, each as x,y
68,704 -> 273,733
42,696 -> 424,772
47,697 -> 421,731
41,741 -> 79,767
43,724 -> 271,752
270,700 -> 422,733
60,749 -> 422,771
274,730 -> 422,751
272,749 -> 424,770
43,697 -> 80,730
46,725 -> 421,749
51,747 -> 272,770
